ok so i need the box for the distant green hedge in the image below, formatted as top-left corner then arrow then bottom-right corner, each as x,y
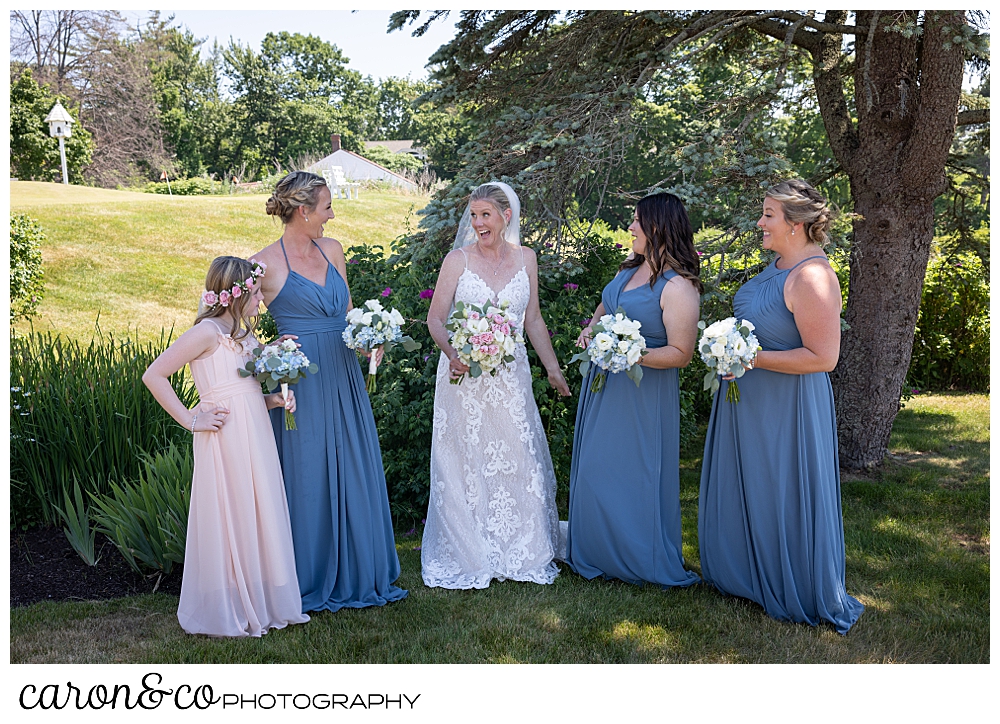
9,213 -> 45,323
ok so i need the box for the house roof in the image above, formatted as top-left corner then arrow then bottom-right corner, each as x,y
306,149 -> 418,190
363,140 -> 422,154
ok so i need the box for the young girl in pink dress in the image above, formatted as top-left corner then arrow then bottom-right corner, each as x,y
143,256 -> 309,637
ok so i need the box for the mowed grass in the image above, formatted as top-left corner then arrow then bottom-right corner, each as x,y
10,181 -> 428,343
10,393 -> 988,664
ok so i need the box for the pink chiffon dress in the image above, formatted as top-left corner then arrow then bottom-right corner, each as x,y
176,318 -> 309,637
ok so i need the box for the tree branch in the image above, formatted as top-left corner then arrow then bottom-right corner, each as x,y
749,17 -> 820,53
803,11 -> 859,174
766,11 -> 867,36
957,108 -> 990,126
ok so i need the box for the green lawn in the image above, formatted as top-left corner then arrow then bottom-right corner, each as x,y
10,181 -> 428,343
10,393 -> 988,664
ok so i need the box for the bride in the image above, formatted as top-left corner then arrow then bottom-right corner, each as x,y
421,182 -> 571,589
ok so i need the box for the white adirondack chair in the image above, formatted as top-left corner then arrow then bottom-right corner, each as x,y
323,166 -> 361,200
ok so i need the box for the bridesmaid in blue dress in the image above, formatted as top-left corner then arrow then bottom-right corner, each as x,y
699,179 -> 863,634
253,171 -> 407,613
565,193 -> 701,588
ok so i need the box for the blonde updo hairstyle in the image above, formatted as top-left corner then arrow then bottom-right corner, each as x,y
469,183 -> 511,240
194,256 -> 260,343
265,171 -> 329,224
765,178 -> 835,247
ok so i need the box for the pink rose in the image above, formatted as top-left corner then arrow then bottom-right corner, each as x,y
481,332 -> 493,344
202,291 -> 218,306
231,285 -> 242,298
492,314 -> 504,324
245,277 -> 254,288
219,290 -> 231,307
469,312 -> 480,320
488,345 -> 499,356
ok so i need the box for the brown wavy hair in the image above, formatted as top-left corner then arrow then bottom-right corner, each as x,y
621,192 -> 702,292
193,256 -> 260,342
265,171 -> 329,224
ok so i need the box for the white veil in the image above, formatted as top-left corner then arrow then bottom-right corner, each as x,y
452,181 -> 521,250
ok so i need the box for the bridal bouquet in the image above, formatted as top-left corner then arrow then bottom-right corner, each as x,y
238,339 -> 318,429
698,317 -> 760,403
445,299 -> 522,385
343,299 -> 421,393
569,307 -> 647,393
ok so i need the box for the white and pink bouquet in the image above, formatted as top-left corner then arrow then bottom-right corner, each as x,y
698,317 -> 760,403
445,299 -> 523,385
342,299 -> 420,393
569,307 -> 647,393
238,339 -> 318,429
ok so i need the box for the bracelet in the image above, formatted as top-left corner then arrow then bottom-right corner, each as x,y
190,413 -> 199,433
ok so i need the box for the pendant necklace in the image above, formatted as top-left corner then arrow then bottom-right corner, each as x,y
478,241 -> 507,276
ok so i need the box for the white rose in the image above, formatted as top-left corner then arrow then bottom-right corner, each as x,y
703,318 -> 734,338
626,346 -> 642,365
594,333 -> 613,352
733,337 -> 748,356
390,309 -> 404,326
710,341 -> 727,358
366,300 -> 383,313
740,319 -> 755,332
361,311 -> 374,326
617,340 -> 630,354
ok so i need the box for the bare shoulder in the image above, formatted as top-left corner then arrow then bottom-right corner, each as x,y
250,238 -> 281,263
316,236 -> 345,259
519,245 -> 538,264
789,257 -> 840,291
663,272 -> 699,299
441,248 -> 468,271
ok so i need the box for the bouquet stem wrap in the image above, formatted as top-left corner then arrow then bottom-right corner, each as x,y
367,347 -> 381,394
281,382 -> 296,430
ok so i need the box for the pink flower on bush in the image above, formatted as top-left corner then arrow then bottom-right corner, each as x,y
381,287 -> 392,297
219,290 -> 231,307
563,282 -> 579,291
202,291 -> 218,307
581,318 -> 592,327
615,243 -> 623,249
348,259 -> 359,264
419,288 -> 434,299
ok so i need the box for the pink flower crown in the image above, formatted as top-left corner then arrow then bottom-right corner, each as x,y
201,259 -> 267,309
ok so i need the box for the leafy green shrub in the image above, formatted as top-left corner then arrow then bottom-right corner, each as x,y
53,477 -> 100,566
90,442 -> 192,575
10,327 -> 197,528
142,176 -> 225,195
9,213 -> 46,323
906,250 -> 989,392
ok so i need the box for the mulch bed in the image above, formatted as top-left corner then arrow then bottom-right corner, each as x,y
10,526 -> 183,608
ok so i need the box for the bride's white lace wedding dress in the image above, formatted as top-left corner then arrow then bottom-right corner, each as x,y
421,253 -> 562,589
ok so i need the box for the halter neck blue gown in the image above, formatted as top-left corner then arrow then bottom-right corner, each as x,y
698,256 -> 863,634
267,238 -> 407,613
565,268 -> 700,589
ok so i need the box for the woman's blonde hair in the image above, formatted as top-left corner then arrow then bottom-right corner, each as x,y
765,178 -> 835,246
194,256 -> 260,342
265,171 -> 329,224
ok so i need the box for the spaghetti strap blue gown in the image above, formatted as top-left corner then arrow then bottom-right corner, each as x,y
565,268 -> 700,589
698,256 -> 863,634
267,238 -> 407,613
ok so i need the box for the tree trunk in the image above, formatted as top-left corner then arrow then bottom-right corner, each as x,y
826,10 -> 967,469
832,193 -> 935,468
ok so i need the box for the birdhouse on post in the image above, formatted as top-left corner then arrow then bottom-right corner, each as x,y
44,102 -> 75,185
